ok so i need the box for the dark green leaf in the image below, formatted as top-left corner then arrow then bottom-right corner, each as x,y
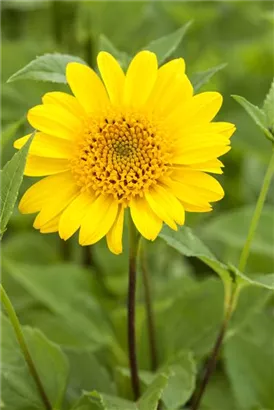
0,134 -> 34,236
191,63 -> 227,92
1,314 -> 69,409
143,22 -> 192,65
84,391 -> 137,410
7,53 -> 87,84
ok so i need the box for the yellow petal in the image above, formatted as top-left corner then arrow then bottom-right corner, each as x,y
167,91 -> 223,131
42,92 -> 85,117
33,180 -> 79,229
147,58 -> 193,115
186,159 -> 224,174
27,104 -> 82,140
24,156 -> 69,176
169,169 -> 224,204
59,191 -> 95,240
124,51 -> 158,108
106,205 -> 124,254
14,132 -> 73,159
39,214 -> 61,233
172,145 -> 231,165
19,171 -> 73,214
97,52 -> 125,106
66,62 -> 109,113
186,122 -> 236,139
145,189 -> 177,230
130,196 -> 162,240
179,201 -> 212,213
79,195 -> 118,246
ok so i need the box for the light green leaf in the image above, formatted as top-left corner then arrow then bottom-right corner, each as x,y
98,35 -> 131,70
3,259 -> 112,349
225,328 -> 274,409
161,350 -> 196,408
232,95 -> 274,142
138,373 -> 169,410
84,391 -> 137,410
1,313 -> 69,409
0,134 -> 34,237
143,22 -> 192,65
191,63 -> 227,92
263,77 -> 274,129
7,53 -> 87,84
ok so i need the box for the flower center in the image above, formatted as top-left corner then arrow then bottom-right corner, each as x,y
70,111 -> 171,204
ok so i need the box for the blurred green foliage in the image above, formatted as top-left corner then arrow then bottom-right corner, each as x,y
1,1 -> 274,410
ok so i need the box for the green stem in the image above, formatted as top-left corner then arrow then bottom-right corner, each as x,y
0,285 -> 52,410
138,238 -> 158,372
238,145 -> 274,272
127,216 -> 141,400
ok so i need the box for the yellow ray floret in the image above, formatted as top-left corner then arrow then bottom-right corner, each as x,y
14,50 -> 235,254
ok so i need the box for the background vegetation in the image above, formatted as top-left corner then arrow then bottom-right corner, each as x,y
1,1 -> 274,409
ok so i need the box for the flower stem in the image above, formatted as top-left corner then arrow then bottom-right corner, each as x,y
191,143 -> 274,410
138,238 -> 158,372
0,285 -> 51,410
127,216 -> 141,400
238,145 -> 274,272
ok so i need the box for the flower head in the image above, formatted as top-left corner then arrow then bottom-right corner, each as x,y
15,51 -> 235,254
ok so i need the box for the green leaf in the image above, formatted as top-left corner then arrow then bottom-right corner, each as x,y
3,259 -> 112,349
0,134 -> 34,236
229,266 -> 274,290
143,22 -> 192,65
159,225 -> 231,285
84,391 -> 137,410
7,53 -> 87,84
1,313 -> 69,409
232,95 -> 274,142
263,77 -> 274,129
138,373 -> 169,410
191,63 -> 227,92
224,325 -> 274,409
98,35 -> 131,70
200,372 -> 240,410
161,350 -> 196,408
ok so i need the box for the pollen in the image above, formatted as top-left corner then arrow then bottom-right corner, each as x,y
70,111 -> 172,204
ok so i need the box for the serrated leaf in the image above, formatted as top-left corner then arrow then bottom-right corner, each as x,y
232,95 -> 274,142
138,373 -> 169,410
0,134 -> 34,236
1,313 -> 69,409
7,53 -> 87,84
98,35 -> 131,70
191,63 -> 227,92
263,78 -> 274,129
143,21 -> 192,65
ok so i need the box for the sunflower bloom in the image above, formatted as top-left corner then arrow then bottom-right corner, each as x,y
14,51 -> 235,254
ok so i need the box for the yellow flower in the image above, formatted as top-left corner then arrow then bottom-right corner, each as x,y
14,51 -> 235,254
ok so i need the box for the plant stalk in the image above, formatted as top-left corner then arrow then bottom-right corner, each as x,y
138,239 -> 158,372
127,216 -> 141,400
238,145 -> 274,272
0,285 -> 52,410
